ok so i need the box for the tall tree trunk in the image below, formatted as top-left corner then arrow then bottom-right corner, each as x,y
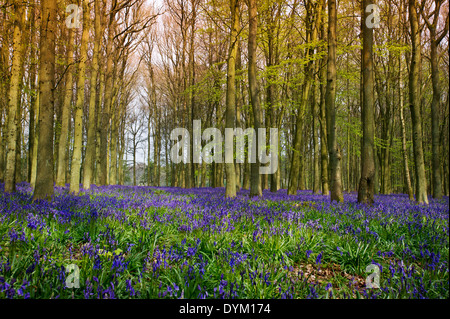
288,97 -> 306,195
0,9 -> 9,183
235,41 -> 243,191
225,0 -> 239,198
30,85 -> 40,187
325,0 -> 343,202
83,0 -> 101,189
288,1 -> 317,196
110,57 -> 125,186
358,0 -> 376,204
4,1 -> 25,193
319,0 -> 329,196
147,110 -> 152,186
100,5 -> 116,185
154,79 -> 160,186
422,1 -> 447,199
248,0 -> 262,197
408,0 -> 428,204
14,97 -> 23,184
118,114 -> 125,185
70,0 -> 89,194
312,67 -> 321,194
33,0 -> 56,201
133,140 -> 137,186
189,0 -> 197,188
27,2 -> 38,183
95,69 -> 104,185
56,29 -> 74,187
266,8 -> 279,193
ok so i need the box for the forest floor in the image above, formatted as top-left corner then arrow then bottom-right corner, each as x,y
0,183 -> 448,299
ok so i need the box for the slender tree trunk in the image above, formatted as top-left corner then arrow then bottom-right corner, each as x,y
56,29 -> 74,187
266,9 -> 280,193
95,69 -> 104,185
147,115 -> 156,186
225,0 -> 239,198
313,88 -> 321,194
4,1 -> 25,193
155,92 -> 160,186
30,91 -> 40,188
399,54 -> 414,200
325,0 -> 343,202
288,97 -> 306,195
100,7 -> 115,185
27,3 -> 37,183
288,1 -> 317,195
358,0 -> 376,205
429,31 -> 444,199
235,41 -> 243,191
248,0 -> 262,197
110,57 -> 125,186
133,140 -> 137,186
33,0 -> 56,201
14,96 -> 23,184
189,0 -> 197,188
70,0 -> 89,194
110,98 -> 118,185
319,0 -> 329,196
0,9 -> 9,184
312,51 -> 321,194
83,0 -> 101,189
118,112 -> 125,185
408,0 -> 428,204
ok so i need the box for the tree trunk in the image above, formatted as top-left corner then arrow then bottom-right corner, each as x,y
0,9 -> 9,184
30,91 -> 40,188
70,0 -> 89,194
267,21 -> 279,192
408,0 -> 428,204
319,0 -> 329,196
288,1 -> 317,195
118,112 -> 126,185
33,0 -> 56,201
399,54 -> 414,200
236,41 -> 243,191
4,1 -> 25,193
100,8 -> 115,185
325,0 -> 343,202
312,62 -> 321,194
95,69 -> 104,185
110,57 -> 125,186
14,98 -> 23,184
358,0 -> 376,205
225,0 -> 239,198
56,28 -> 74,187
428,25 -> 444,199
83,0 -> 102,189
248,0 -> 262,197
27,3 -> 38,183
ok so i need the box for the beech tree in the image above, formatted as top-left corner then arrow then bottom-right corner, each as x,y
408,0 -> 428,204
33,0 -> 57,200
358,0 -> 376,204
4,0 -> 25,193
325,0 -> 343,202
